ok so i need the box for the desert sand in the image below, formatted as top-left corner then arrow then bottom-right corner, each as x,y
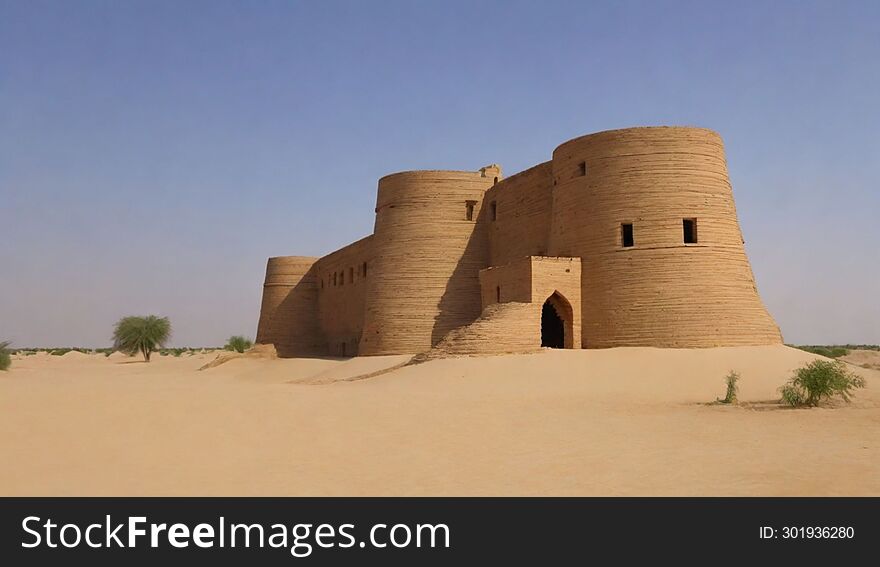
841,349 -> 880,371
1,346 -> 877,496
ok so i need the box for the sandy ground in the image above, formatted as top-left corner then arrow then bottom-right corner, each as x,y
0,345 -> 877,496
841,349 -> 880,370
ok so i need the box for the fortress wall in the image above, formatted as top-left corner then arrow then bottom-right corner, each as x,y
485,161 -> 554,267
529,256 -> 582,349
255,256 -> 325,357
359,169 -> 497,355
313,235 -> 373,357
479,256 -> 534,307
478,256 -> 582,350
548,126 -> 782,347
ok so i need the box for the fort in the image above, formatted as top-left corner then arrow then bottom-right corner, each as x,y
255,126 -> 782,357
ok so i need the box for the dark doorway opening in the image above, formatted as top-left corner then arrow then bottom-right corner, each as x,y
541,301 -> 565,348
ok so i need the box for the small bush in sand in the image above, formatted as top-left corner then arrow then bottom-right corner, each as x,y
779,360 -> 865,407
158,348 -> 187,357
792,345 -> 850,358
224,336 -> 253,354
0,341 -> 11,371
717,370 -> 739,404
112,315 -> 171,362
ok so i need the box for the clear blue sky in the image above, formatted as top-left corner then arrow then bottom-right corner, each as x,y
1,0 -> 878,347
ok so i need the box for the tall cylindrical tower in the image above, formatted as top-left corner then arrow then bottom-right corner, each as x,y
359,168 -> 498,355
255,256 -> 325,356
548,126 -> 782,347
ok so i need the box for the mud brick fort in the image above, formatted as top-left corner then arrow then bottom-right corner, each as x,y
256,126 -> 782,357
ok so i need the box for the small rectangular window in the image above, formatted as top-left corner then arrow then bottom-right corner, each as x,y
362,262 -> 367,278
339,271 -> 344,286
683,218 -> 698,244
490,201 -> 497,221
577,161 -> 586,176
496,286 -> 501,303
465,200 -> 476,221
621,223 -> 634,247
349,267 -> 354,283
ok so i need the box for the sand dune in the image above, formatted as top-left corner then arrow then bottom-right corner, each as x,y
0,346 -> 877,496
842,349 -> 880,370
107,351 -> 133,361
60,350 -> 92,360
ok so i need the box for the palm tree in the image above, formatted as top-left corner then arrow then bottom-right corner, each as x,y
112,316 -> 171,362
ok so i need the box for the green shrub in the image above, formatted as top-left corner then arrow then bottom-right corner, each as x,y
779,360 -> 866,407
158,347 -> 188,357
224,336 -> 253,354
112,315 -> 172,362
718,370 -> 740,404
792,345 -> 850,358
0,341 -> 11,371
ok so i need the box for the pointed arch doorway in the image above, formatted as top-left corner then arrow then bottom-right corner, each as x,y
541,291 -> 574,349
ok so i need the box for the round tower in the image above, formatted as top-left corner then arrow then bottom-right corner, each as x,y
548,126 -> 782,347
359,168 -> 498,355
255,256 -> 325,356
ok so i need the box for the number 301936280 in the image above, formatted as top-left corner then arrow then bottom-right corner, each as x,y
760,526 -> 855,539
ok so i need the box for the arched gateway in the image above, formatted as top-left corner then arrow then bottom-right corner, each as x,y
541,292 -> 573,349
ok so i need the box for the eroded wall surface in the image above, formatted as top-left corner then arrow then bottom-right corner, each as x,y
424,302 -> 542,358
